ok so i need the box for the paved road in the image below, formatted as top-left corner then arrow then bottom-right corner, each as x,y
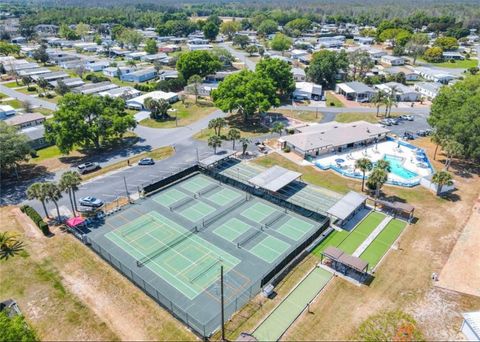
0,84 -> 58,111
219,42 -> 257,71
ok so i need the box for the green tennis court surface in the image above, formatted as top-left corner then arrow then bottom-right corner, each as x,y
179,201 -> 216,222
153,188 -> 188,207
106,211 -> 240,300
181,176 -> 216,193
253,267 -> 332,341
248,236 -> 291,263
241,202 -> 278,222
206,188 -> 242,206
360,219 -> 407,270
276,217 -> 315,241
213,218 -> 251,242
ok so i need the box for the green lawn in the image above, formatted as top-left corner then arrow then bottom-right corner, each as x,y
30,145 -> 65,163
0,92 -> 6,99
139,102 -> 216,129
0,98 -> 23,109
2,80 -> 22,88
271,109 -> 323,123
423,58 -> 478,69
325,91 -> 344,107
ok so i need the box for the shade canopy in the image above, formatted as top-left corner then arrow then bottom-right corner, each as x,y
248,166 -> 302,192
66,216 -> 85,227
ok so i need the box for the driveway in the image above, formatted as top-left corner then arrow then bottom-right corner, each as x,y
0,83 -> 57,111
219,42 -> 257,71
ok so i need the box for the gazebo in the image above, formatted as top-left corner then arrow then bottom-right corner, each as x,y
320,246 -> 369,281
374,199 -> 415,223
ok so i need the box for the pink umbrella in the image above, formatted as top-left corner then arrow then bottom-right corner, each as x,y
66,216 -> 85,228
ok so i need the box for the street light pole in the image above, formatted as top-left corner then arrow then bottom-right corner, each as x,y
123,176 -> 130,203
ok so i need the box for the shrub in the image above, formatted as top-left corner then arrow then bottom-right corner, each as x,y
283,145 -> 291,153
38,93 -> 44,97
46,93 -> 54,99
27,86 -> 36,91
21,205 -> 50,236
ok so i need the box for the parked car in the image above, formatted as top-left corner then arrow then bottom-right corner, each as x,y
77,162 -> 100,174
79,196 -> 104,207
379,119 -> 392,126
403,131 -> 415,140
390,118 -> 400,125
400,115 -> 414,121
138,157 -> 155,165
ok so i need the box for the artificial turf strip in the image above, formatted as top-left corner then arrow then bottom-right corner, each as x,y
360,219 -> 407,269
311,230 -> 349,256
336,212 -> 386,254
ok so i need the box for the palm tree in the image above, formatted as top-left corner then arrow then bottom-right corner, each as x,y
26,182 -> 50,218
371,91 -> 385,117
355,158 -> 373,192
208,135 -> 222,154
431,171 -> 453,196
216,118 -> 227,136
431,132 -> 443,160
366,167 -> 388,198
59,171 -> 82,214
227,128 -> 241,149
145,97 -> 171,120
239,137 -> 250,156
43,182 -> 63,222
37,77 -> 49,96
443,140 -> 463,171
386,87 -> 398,117
375,159 -> 391,172
270,122 -> 285,136
0,232 -> 24,260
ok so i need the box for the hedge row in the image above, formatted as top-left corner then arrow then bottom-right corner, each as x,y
20,205 -> 50,236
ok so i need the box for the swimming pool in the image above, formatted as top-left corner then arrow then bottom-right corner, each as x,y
383,154 -> 418,180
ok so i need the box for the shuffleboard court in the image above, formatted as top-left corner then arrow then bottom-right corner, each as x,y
249,236 -> 291,263
241,202 -> 278,222
275,217 -> 315,241
206,187 -> 242,206
105,211 -> 240,300
360,219 -> 407,269
181,175 -> 216,193
153,188 -> 189,207
213,218 -> 251,242
253,267 -> 332,341
179,201 -> 216,222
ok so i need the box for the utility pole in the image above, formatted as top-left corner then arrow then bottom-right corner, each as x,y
123,176 -> 130,202
220,265 -> 225,341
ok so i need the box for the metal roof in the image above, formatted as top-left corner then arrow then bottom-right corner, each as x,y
199,150 -> 236,167
248,166 -> 301,192
327,191 -> 367,220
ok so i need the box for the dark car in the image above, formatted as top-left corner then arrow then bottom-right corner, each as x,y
79,196 -> 104,207
138,158 -> 155,165
403,132 -> 415,140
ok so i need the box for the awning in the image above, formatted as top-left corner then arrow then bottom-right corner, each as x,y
327,191 -> 367,221
199,150 -> 236,167
248,166 -> 302,192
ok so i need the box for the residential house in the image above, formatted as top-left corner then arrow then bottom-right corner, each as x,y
126,51 -> 148,60
120,67 -> 157,83
0,105 -> 16,119
103,66 -> 133,78
18,68 -> 50,77
141,53 -> 168,63
380,55 -> 405,66
290,49 -> 309,60
293,82 -> 323,100
442,51 -> 465,61
99,86 -> 141,99
158,70 -> 179,81
126,91 -> 179,110
32,71 -> 69,82
5,113 -> 49,149
374,82 -> 421,102
336,81 -> 376,102
414,82 -> 442,100
414,67 -> 456,84
292,68 -> 306,82
72,81 -> 119,95
85,60 -> 110,72
49,77 -> 85,88
381,66 -> 420,81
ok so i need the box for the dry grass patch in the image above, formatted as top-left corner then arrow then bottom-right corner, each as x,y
270,109 -> 324,123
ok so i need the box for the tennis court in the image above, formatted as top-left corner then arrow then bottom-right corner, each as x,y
85,171 -> 329,337
253,267 -> 332,341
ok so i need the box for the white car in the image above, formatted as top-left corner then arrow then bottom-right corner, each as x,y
79,196 -> 104,207
77,162 -> 100,174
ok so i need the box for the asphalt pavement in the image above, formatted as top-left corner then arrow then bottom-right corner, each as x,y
0,84 -> 58,111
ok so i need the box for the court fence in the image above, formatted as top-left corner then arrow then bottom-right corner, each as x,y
76,161 -> 331,338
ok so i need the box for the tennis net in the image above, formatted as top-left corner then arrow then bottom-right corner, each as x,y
188,259 -> 221,283
196,183 -> 219,197
121,217 -> 154,237
264,211 -> 285,228
202,197 -> 247,229
136,227 -> 197,267
237,228 -> 263,248
169,196 -> 195,211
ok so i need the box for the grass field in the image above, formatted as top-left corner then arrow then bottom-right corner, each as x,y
139,101 -> 216,129
2,80 -> 22,88
270,108 -> 323,122
420,58 -> 478,69
325,91 -> 344,107
31,145 -> 65,163
0,98 -> 23,109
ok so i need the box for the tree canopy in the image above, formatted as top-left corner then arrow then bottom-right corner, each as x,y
307,50 -> 348,89
423,46 -> 443,63
0,121 -> 32,174
176,50 -> 222,81
428,75 -> 480,161
0,311 -> 38,342
256,57 -> 295,96
433,36 -> 458,51
212,69 -> 279,121
270,33 -> 292,53
144,38 -> 157,54
45,93 -> 136,153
